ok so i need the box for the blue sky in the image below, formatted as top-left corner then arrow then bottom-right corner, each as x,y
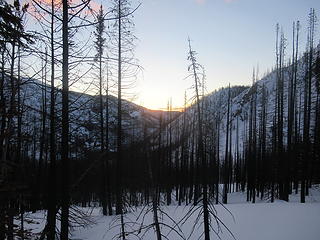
19,0 -> 320,109
131,0 -> 320,109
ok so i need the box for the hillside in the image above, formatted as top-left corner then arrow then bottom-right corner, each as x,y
168,52 -> 319,158
15,78 -> 179,155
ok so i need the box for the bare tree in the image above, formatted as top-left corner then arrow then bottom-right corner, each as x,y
187,38 -> 210,240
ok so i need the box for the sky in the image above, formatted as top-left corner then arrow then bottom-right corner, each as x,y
15,0 -> 320,110
127,0 -> 320,110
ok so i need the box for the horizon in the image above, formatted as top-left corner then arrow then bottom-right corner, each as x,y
132,0 -> 320,110
16,0 -> 320,110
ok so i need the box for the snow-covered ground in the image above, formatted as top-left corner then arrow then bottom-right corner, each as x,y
20,186 -> 320,240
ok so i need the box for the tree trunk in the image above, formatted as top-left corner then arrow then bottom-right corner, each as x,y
60,0 -> 70,238
47,1 -> 57,238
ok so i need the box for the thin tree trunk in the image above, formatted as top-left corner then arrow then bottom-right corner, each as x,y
188,39 -> 210,240
47,1 -> 57,238
61,0 -> 70,238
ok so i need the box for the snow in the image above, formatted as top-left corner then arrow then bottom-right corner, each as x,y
168,53 -> 319,161
19,187 -> 320,240
224,202 -> 320,240
14,77 -> 163,156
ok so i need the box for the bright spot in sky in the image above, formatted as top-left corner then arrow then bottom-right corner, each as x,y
132,0 -> 320,110
17,0 -> 320,110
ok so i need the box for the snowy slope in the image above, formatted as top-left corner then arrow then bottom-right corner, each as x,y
17,78 -> 170,155
168,52 -> 319,158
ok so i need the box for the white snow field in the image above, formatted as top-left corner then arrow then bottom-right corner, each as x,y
21,187 -> 320,240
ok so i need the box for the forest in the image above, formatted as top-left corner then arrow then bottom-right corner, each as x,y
0,0 -> 320,239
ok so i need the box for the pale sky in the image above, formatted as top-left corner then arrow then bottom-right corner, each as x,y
130,0 -> 320,110
18,0 -> 320,110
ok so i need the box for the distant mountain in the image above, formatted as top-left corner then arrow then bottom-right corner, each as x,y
7,47 -> 319,161
14,78 -> 179,158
